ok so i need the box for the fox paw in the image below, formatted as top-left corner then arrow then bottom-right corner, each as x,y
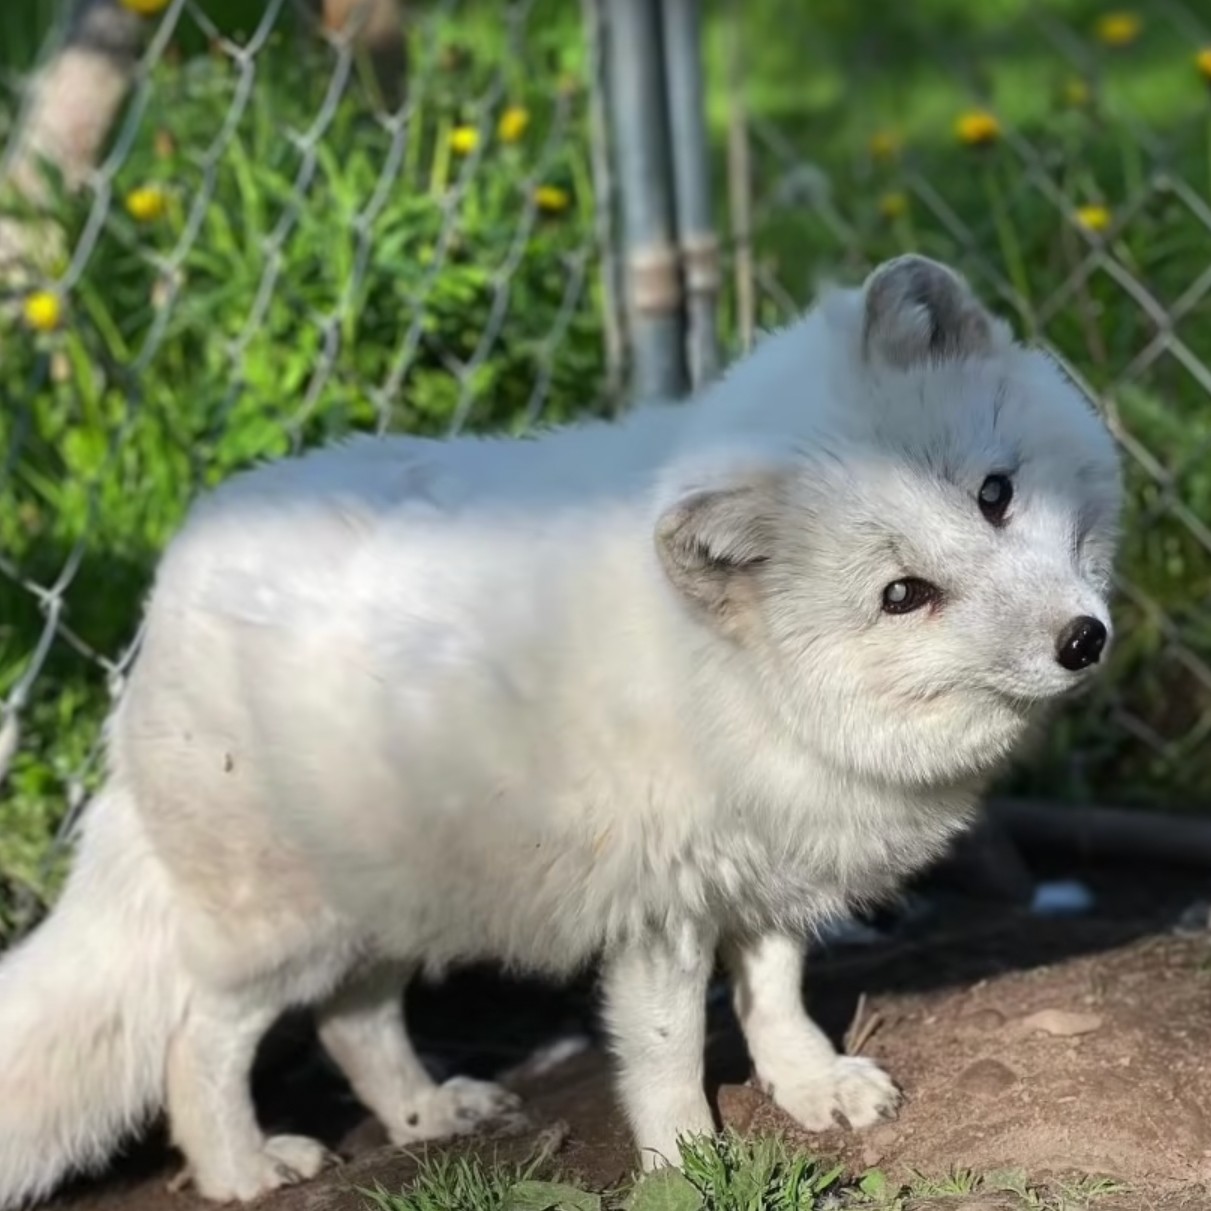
766,1056 -> 901,1132
175,1135 -> 338,1202
386,1077 -> 526,1145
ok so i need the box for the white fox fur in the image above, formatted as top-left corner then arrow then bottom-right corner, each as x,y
0,255 -> 1122,1205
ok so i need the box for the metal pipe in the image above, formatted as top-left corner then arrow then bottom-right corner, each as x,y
660,0 -> 720,388
581,0 -> 626,407
601,0 -> 686,402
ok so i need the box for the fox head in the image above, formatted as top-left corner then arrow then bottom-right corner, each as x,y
655,255 -> 1123,789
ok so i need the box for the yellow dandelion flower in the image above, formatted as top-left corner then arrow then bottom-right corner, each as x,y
1095,11 -> 1141,47
1075,204 -> 1112,233
449,125 -> 479,156
23,290 -> 62,332
955,109 -> 1001,147
878,191 -> 909,220
1062,77 -> 1091,106
1196,47 -> 1211,81
498,106 -> 530,144
124,184 -> 169,222
534,185 -> 571,214
869,129 -> 903,160
119,0 -> 170,14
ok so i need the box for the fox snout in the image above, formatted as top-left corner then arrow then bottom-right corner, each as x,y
1054,614 -> 1108,672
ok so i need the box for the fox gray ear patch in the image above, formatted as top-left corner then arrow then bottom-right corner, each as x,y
862,254 -> 997,368
655,481 -> 779,637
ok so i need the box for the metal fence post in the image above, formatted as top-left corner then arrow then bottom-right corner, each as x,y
724,0 -> 755,353
659,0 -> 719,388
580,0 -> 626,407
599,0 -> 687,402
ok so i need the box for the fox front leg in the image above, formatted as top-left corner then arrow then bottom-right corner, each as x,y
602,930 -> 717,1169
725,933 -> 901,1131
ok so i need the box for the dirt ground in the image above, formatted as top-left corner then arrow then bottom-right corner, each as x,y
44,856 -> 1211,1211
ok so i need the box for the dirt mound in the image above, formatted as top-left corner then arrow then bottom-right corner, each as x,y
725,934 -> 1211,1192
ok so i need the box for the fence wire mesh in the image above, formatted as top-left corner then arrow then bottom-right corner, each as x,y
4,0 -> 1211,939
718,0 -> 1211,816
0,0 -> 614,933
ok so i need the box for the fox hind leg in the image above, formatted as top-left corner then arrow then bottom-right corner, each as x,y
317,963 -> 523,1146
166,984 -> 335,1202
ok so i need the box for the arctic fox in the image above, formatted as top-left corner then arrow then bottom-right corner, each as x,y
0,255 -> 1121,1206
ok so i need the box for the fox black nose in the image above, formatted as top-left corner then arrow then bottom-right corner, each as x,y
1055,615 -> 1107,671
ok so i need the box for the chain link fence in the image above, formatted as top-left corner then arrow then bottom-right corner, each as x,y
717,0 -> 1211,815
0,0 -> 616,933
3,0 -> 1211,936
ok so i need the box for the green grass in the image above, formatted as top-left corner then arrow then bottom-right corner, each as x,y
3,0 -> 1211,928
359,1133 -> 1127,1211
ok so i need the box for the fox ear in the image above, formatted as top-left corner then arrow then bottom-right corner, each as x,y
655,474 -> 781,636
862,254 -> 1003,367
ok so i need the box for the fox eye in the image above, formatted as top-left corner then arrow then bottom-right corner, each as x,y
882,578 -> 940,615
978,474 -> 1013,526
